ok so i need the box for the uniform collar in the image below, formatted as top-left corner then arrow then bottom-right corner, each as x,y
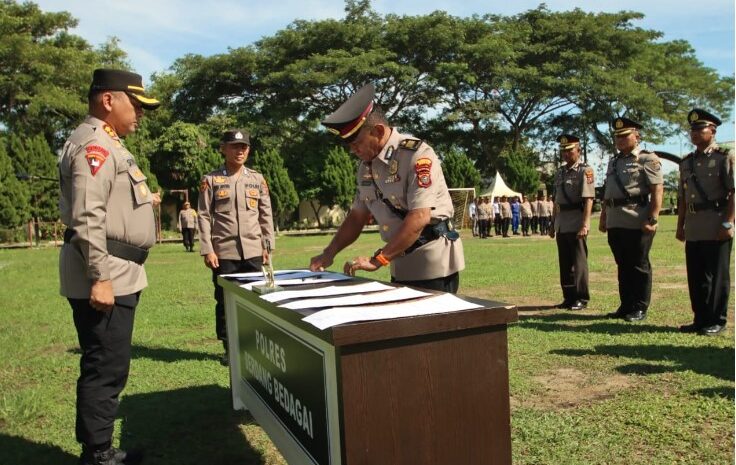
564,160 -> 582,171
617,145 -> 641,158
221,165 -> 248,176
697,142 -> 719,156
375,128 -> 401,165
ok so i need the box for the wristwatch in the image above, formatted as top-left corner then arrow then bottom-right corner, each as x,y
371,249 -> 391,267
721,222 -> 733,230
647,216 -> 658,226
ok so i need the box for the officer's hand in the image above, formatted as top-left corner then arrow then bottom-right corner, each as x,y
716,225 -> 734,241
262,249 -> 270,265
642,224 -> 657,234
309,253 -> 333,272
343,256 -> 378,276
90,280 -> 114,312
151,192 -> 162,207
204,252 -> 219,270
577,225 -> 589,239
675,227 -> 685,242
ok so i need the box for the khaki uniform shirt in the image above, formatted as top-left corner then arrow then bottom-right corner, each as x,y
536,200 -> 548,217
603,147 -> 663,229
198,166 -> 275,260
58,116 -> 155,298
520,201 -> 533,218
477,203 -> 492,220
554,161 -> 595,234
678,143 -> 735,241
352,129 -> 465,281
530,201 -> 538,216
178,209 -> 197,229
500,201 -> 512,219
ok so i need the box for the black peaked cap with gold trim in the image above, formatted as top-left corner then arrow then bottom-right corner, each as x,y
89,69 -> 160,110
688,108 -> 721,129
321,83 -> 375,141
557,134 -> 580,150
612,117 -> 642,136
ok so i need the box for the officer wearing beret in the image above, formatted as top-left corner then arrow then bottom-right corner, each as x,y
309,84 -> 465,293
599,117 -> 663,322
198,130 -> 274,363
59,69 -> 160,465
178,201 -> 197,252
549,135 -> 595,310
676,109 -> 734,336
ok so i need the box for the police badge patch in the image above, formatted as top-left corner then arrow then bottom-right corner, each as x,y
415,158 -> 432,188
85,145 -> 109,176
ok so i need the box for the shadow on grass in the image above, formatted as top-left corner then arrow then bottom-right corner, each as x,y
0,434 -> 77,465
66,345 -> 220,363
119,384 -> 266,465
695,386 -> 735,400
552,344 -> 735,382
516,311 -> 675,334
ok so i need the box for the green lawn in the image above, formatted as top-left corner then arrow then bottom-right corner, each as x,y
0,216 -> 733,465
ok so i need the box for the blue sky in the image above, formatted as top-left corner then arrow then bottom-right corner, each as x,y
36,0 -> 735,158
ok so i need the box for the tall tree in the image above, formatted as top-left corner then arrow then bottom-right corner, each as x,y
498,145 -> 541,195
251,147 -> 299,229
7,134 -> 58,221
441,149 -> 481,190
318,146 -> 356,212
0,139 -> 31,230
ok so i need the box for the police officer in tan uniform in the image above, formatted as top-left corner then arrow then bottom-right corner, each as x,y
309,83 -> 465,293
198,130 -> 274,362
676,109 -> 734,336
478,197 -> 492,238
500,195 -> 512,237
520,195 -> 533,236
59,69 -> 160,465
549,135 -> 595,310
599,117 -> 663,322
178,201 -> 197,252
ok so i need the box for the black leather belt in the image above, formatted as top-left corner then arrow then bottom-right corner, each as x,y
559,203 -> 583,211
64,229 -> 149,265
604,194 -> 648,208
688,198 -> 729,213
404,219 -> 459,255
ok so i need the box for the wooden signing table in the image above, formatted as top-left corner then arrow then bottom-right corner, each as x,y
219,275 -> 517,465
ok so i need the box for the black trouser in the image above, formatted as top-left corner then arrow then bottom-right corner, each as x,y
531,216 -> 538,233
685,239 -> 732,327
393,272 -> 460,294
556,232 -> 590,304
182,228 -> 195,250
502,218 -> 510,236
521,217 -> 530,235
212,257 -> 263,343
607,228 -> 655,314
494,214 -> 502,235
479,219 -> 490,238
69,293 -> 139,447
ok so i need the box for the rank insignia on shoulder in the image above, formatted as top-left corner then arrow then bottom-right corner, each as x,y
213,176 -> 227,184
85,145 -> 109,176
415,157 -> 432,188
399,139 -> 422,151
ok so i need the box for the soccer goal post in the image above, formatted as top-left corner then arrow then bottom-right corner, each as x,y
448,188 -> 476,230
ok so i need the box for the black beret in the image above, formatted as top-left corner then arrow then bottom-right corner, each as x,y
321,83 -> 375,142
89,69 -> 160,110
612,117 -> 642,136
557,134 -> 580,150
688,108 -> 721,129
221,129 -> 250,145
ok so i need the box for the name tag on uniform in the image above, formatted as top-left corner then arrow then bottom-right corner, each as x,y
361,180 -> 372,186
384,175 -> 401,183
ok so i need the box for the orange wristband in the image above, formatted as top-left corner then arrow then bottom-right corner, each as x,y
374,252 -> 390,266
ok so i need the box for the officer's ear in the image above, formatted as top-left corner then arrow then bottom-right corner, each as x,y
369,123 -> 388,140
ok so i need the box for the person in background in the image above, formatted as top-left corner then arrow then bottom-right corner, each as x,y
177,201 -> 197,252
676,109 -> 734,336
500,195 -> 511,237
492,197 -> 502,237
511,196 -> 521,235
469,197 -> 478,237
520,195 -> 533,236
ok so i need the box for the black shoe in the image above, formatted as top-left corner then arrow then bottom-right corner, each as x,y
80,447 -> 143,465
555,300 -> 574,309
698,324 -> 726,336
606,307 -> 626,318
569,300 -> 587,311
679,323 -> 702,333
624,310 -> 647,322
220,351 -> 229,366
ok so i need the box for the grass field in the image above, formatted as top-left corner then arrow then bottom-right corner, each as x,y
0,216 -> 733,465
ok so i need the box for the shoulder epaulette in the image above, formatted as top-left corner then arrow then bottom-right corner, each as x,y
398,138 -> 423,151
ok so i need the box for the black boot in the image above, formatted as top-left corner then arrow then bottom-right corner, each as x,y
79,446 -> 143,465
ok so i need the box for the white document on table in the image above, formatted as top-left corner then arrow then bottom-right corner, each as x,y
302,293 -> 484,330
260,281 -> 394,303
279,287 -> 430,310
240,272 -> 350,290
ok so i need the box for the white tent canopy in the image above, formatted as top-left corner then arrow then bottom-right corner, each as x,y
479,171 -> 522,199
